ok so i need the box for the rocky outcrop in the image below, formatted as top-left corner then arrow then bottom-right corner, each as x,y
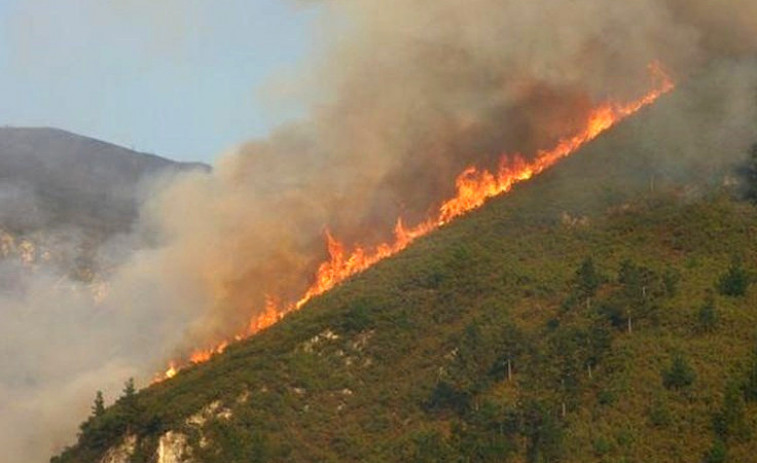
99,435 -> 136,463
157,431 -> 192,463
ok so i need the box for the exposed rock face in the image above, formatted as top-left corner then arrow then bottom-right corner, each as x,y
99,435 -> 136,463
157,431 -> 192,463
185,400 -> 233,427
301,328 -> 340,353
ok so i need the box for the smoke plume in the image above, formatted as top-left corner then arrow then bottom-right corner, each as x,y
142,0 -> 757,347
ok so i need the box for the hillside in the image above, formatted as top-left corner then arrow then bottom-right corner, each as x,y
52,75 -> 757,462
0,127 -> 207,236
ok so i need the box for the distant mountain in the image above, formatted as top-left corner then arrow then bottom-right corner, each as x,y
0,127 -> 208,236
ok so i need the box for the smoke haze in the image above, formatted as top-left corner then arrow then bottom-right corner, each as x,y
1,1 -> 756,461
146,0 -> 757,345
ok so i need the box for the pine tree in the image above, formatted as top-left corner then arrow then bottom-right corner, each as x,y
662,353 -> 696,390
663,268 -> 681,297
743,343 -> 757,402
123,377 -> 136,398
703,438 -> 727,463
448,322 -> 497,399
697,292 -> 718,332
713,381 -> 748,441
522,401 -> 562,463
119,377 -> 139,421
573,257 -> 601,308
718,258 -> 749,297
92,390 -> 105,417
616,259 -> 665,331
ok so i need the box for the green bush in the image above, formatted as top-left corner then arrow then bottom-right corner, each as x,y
703,438 -> 727,463
424,381 -> 470,416
697,293 -> 718,332
717,258 -> 750,297
573,257 -> 602,303
743,343 -> 757,402
592,436 -> 611,455
662,353 -> 696,390
339,299 -> 374,333
648,397 -> 672,427
713,382 -> 748,441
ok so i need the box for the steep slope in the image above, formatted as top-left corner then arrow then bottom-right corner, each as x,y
0,127 -> 207,235
53,68 -> 757,462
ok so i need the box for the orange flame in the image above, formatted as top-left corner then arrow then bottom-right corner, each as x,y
154,63 -> 674,382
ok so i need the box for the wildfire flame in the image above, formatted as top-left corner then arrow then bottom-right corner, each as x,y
154,63 -> 674,383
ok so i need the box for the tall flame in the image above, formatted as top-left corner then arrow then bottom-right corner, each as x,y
154,63 -> 674,382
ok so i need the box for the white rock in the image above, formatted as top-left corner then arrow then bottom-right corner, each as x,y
99,434 -> 136,463
186,400 -> 233,427
157,431 -> 192,463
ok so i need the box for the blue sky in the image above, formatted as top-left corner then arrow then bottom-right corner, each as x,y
0,0 -> 317,163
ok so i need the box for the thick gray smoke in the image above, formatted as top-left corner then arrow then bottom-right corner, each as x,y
0,231 -> 130,461
0,265 -> 139,461
1,1 -> 756,461
143,0 -> 757,347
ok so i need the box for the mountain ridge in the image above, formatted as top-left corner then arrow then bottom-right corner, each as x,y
0,126 -> 205,168
0,126 -> 208,236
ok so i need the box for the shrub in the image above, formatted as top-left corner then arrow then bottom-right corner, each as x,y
703,438 -> 727,463
663,268 -> 681,297
717,258 -> 749,297
597,301 -> 626,330
743,343 -> 757,402
425,381 -> 470,416
713,382 -> 748,441
648,397 -> 672,427
697,293 -> 718,332
662,353 -> 696,390
592,436 -> 611,456
340,300 -> 374,333
573,257 -> 602,302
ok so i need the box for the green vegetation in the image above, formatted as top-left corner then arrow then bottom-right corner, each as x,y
717,258 -> 751,297
703,439 -> 727,463
92,391 -> 105,418
53,115 -> 757,462
712,381 -> 748,441
55,192 -> 757,462
697,292 -> 718,332
743,344 -> 757,403
662,353 -> 696,390
570,257 -> 602,309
